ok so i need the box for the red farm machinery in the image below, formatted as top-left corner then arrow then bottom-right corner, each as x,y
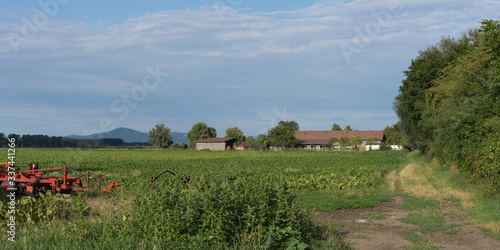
0,162 -> 121,197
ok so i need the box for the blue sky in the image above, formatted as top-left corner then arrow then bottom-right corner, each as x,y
0,0 -> 499,137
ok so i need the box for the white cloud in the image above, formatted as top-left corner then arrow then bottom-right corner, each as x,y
1,0 -> 499,136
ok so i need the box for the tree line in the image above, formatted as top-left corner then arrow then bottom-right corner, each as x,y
0,133 -> 150,148
148,120 -> 397,150
394,19 -> 500,193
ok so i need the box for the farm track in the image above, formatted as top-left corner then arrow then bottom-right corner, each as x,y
315,196 -> 500,249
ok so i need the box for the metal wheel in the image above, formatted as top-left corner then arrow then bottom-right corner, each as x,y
0,180 -> 18,197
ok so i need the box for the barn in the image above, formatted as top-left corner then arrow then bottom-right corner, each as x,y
294,131 -> 384,150
195,138 -> 238,151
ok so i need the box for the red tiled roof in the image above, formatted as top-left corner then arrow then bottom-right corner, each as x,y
195,137 -> 238,143
294,131 -> 383,141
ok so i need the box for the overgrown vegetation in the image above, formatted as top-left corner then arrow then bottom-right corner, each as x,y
0,149 -> 406,249
394,19 -> 500,193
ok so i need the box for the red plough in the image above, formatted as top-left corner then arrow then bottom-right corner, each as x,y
0,162 -> 121,196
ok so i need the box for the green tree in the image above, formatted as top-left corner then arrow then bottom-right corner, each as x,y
257,134 -> 268,150
350,136 -> 362,150
187,122 -> 217,147
147,123 -> 173,148
278,121 -> 300,131
225,126 -> 246,144
246,136 -> 256,149
394,31 -> 478,149
331,123 -> 342,131
328,137 -> 338,149
339,137 -> 350,150
344,125 -> 353,131
267,125 -> 297,148
383,123 -> 405,146
7,134 -> 21,147
424,35 -> 499,191
365,136 -> 378,146
480,19 -> 500,83
393,21 -> 500,192
0,133 -> 8,147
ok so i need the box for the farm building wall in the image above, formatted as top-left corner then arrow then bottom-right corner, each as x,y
196,142 -> 226,151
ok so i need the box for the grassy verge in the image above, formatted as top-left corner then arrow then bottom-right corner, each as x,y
299,151 -> 500,249
391,153 -> 500,239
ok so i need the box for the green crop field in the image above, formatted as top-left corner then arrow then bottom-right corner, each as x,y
1,149 -> 407,249
13,149 -> 406,191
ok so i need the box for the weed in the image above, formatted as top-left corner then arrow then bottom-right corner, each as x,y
403,233 -> 439,249
400,213 -> 445,233
398,196 -> 441,211
297,189 -> 394,211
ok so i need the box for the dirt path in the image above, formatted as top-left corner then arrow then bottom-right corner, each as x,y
315,196 -> 500,249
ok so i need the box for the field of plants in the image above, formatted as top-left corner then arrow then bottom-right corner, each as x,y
0,149 -> 407,249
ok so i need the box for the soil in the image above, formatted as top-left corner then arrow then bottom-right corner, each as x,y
315,196 -> 500,249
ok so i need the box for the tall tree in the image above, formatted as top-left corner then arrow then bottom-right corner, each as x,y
278,121 -> 300,131
225,126 -> 246,143
187,122 -> 217,147
7,134 -> 20,147
480,19 -> 500,83
383,123 -> 405,146
331,123 -> 342,131
394,31 -> 478,149
148,123 -> 173,148
246,136 -> 256,149
393,20 -> 500,192
257,134 -> 268,150
0,133 -> 7,147
267,125 -> 297,148
344,125 -> 353,131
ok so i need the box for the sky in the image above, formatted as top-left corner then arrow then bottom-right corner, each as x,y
0,0 -> 499,137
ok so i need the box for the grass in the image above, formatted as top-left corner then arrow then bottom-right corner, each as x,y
403,233 -> 439,249
308,218 -> 352,250
394,154 -> 500,238
360,212 -> 388,220
398,196 -> 441,211
296,188 -> 394,212
1,149 -> 407,249
2,149 -> 500,248
400,212 -> 446,233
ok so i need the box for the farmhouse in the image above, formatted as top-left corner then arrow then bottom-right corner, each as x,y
294,130 -> 384,150
195,138 -> 238,151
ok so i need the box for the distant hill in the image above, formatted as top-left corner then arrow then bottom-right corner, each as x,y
67,127 -> 188,145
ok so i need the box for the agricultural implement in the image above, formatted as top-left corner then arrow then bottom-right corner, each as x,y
0,162 -> 121,197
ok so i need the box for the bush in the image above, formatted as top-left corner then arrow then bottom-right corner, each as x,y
118,174 -> 312,249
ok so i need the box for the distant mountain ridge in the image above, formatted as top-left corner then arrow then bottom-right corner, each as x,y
67,127 -> 188,145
